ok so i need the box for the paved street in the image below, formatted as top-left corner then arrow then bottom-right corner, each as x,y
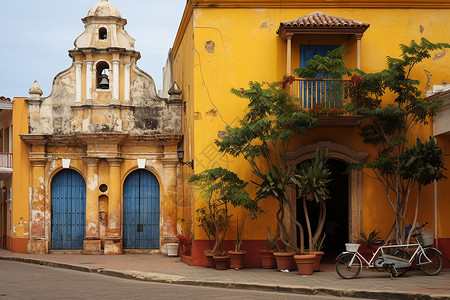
0,260 -> 357,300
1,249 -> 450,299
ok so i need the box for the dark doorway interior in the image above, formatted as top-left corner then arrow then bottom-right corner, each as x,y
296,159 -> 349,260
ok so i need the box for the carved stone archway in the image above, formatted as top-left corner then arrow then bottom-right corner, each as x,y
284,141 -> 368,243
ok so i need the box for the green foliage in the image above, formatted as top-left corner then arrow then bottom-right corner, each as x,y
293,45 -> 352,79
189,168 -> 258,253
293,150 -> 332,203
348,38 -> 449,244
398,137 -> 446,186
265,226 -> 280,251
359,229 -> 383,245
216,80 -> 321,252
217,81 -> 318,161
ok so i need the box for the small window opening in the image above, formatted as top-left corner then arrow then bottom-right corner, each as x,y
96,61 -> 110,90
99,27 -> 107,40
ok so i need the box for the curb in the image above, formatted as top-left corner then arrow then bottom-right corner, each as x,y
0,256 -> 446,300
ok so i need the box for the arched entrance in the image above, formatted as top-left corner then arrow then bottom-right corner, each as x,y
123,169 -> 160,249
285,141 -> 368,250
51,169 -> 86,250
296,159 -> 349,257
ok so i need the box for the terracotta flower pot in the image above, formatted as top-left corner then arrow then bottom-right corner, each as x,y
213,255 -> 230,270
273,252 -> 296,271
205,252 -> 215,268
260,249 -> 276,269
294,254 -> 316,275
309,251 -> 324,271
228,250 -> 246,269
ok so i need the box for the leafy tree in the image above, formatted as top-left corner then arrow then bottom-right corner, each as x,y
188,167 -> 257,253
349,38 -> 449,244
294,38 -> 449,244
215,81 -> 331,252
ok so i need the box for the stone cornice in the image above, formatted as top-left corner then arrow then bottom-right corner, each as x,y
69,48 -> 141,60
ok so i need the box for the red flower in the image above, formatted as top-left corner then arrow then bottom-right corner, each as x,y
240,90 -> 244,94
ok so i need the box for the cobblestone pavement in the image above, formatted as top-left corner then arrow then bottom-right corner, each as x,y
1,249 -> 449,299
0,260 -> 357,300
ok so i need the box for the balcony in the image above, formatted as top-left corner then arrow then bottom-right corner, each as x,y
289,78 -> 360,127
0,152 -> 12,180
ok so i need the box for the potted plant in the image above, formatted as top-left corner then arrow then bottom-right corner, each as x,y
294,250 -> 316,275
189,167 -> 259,270
212,249 -> 230,270
260,226 -> 279,269
358,229 -> 383,260
273,250 -> 297,271
309,234 -> 325,272
291,149 -> 331,273
228,217 -> 246,269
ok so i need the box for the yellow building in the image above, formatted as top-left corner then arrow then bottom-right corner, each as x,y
172,0 -> 450,267
7,0 -> 183,255
0,97 -> 13,250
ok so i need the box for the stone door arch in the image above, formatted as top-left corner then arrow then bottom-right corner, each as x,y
284,141 -> 368,243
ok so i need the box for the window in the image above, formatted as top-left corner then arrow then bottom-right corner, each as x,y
99,27 -> 107,40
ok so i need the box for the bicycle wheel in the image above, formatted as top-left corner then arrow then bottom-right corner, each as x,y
393,249 -> 411,276
336,253 -> 362,279
419,248 -> 442,276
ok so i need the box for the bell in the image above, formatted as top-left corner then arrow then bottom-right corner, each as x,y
99,74 -> 109,89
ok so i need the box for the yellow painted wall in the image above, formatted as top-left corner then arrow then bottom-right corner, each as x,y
12,97 -> 30,251
173,4 -> 450,241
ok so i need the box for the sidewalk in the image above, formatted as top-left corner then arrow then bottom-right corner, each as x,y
1,249 -> 449,300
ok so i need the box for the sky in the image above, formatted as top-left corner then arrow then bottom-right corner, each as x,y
0,0 -> 187,98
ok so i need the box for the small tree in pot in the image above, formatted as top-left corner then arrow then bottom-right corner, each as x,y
189,167 -> 259,269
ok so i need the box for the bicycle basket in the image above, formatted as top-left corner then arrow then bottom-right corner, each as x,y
418,227 -> 434,247
345,243 -> 360,252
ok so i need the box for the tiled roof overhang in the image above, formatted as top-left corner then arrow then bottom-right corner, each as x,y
277,11 -> 370,41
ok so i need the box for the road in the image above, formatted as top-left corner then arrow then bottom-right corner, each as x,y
0,260 -> 360,299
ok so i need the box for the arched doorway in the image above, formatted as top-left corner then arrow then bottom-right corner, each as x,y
296,159 -> 349,258
285,141 -> 368,251
51,169 -> 86,250
123,169 -> 160,249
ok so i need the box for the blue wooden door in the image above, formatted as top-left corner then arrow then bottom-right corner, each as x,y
51,169 -> 86,250
123,170 -> 160,249
300,45 -> 340,108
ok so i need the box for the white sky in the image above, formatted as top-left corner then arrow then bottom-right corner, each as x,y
0,0 -> 186,98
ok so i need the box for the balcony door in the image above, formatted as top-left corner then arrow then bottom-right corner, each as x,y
300,45 -> 341,108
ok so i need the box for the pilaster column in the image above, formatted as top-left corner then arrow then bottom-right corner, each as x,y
75,62 -> 83,103
105,158 -> 123,254
356,35 -> 362,70
83,158 -> 102,254
124,62 -> 131,104
161,145 -> 179,245
27,157 -> 48,254
112,59 -> 120,104
85,60 -> 94,103
286,33 -> 294,75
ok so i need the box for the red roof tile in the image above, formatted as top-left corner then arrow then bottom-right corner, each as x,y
281,11 -> 370,29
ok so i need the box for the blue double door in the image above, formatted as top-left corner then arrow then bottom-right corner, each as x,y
123,170 -> 160,249
51,169 -> 86,250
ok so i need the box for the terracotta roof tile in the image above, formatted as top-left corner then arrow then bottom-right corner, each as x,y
281,11 -> 370,29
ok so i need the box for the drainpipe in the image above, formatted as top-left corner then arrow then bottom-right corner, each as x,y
434,179 -> 438,249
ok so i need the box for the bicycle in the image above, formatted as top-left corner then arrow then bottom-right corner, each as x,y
335,222 -> 443,279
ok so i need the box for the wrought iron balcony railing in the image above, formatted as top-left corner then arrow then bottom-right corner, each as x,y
289,78 -> 353,110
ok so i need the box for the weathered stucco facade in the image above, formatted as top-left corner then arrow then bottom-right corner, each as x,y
172,0 -> 450,267
18,0 -> 183,254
